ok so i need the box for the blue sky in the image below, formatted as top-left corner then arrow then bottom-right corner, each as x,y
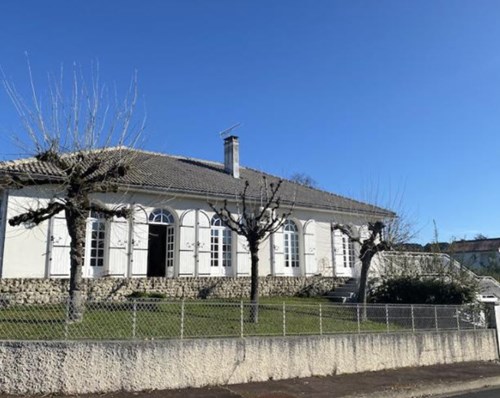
1,0 -> 499,243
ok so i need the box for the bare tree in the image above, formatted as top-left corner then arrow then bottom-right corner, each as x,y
209,177 -> 292,322
333,180 -> 418,304
289,172 -> 317,188
333,221 -> 391,305
0,62 -> 143,321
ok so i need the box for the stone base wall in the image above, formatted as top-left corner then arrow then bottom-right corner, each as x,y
0,330 -> 496,394
0,276 -> 347,303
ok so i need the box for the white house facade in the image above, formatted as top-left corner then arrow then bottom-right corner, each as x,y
0,137 -> 393,280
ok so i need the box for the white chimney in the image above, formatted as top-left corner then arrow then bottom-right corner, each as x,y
224,135 -> 240,178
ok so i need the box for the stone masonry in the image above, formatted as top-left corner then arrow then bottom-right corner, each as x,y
0,276 -> 348,304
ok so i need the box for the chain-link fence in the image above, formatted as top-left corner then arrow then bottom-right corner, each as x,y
0,296 -> 489,341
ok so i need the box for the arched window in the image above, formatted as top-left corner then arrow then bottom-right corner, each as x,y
149,208 -> 175,225
210,215 -> 232,273
284,219 -> 299,268
147,209 -> 175,277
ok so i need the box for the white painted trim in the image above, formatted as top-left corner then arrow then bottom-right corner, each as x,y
126,204 -> 135,278
116,186 -> 394,220
194,209 -> 199,277
0,190 -> 7,278
45,216 -> 54,279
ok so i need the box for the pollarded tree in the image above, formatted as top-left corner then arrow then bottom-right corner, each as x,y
209,177 -> 292,322
333,221 -> 391,305
0,62 -> 143,321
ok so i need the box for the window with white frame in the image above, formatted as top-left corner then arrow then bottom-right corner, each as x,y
284,219 -> 300,268
149,208 -> 175,225
87,211 -> 106,268
342,234 -> 355,268
210,215 -> 232,268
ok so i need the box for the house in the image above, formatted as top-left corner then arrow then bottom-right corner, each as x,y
371,250 -> 500,303
449,238 -> 500,271
0,136 -> 394,280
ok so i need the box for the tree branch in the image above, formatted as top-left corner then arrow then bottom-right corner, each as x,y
332,223 -> 362,244
9,201 -> 65,226
85,200 -> 131,219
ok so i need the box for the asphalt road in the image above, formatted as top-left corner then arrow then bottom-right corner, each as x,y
447,388 -> 500,398
1,362 -> 497,398
446,388 -> 500,397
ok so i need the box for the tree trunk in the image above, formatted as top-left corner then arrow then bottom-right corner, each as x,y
249,240 -> 260,323
65,208 -> 87,323
357,252 -> 374,321
357,256 -> 372,305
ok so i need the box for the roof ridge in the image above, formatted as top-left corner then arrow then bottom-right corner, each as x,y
125,147 -> 224,167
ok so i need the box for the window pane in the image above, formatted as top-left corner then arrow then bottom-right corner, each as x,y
88,216 -> 106,270
210,221 -> 232,269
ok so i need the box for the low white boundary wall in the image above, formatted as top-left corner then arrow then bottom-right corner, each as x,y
0,330 -> 497,395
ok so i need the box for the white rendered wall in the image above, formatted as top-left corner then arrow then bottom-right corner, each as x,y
2,188 -> 52,278
0,330 -> 496,395
1,187 -> 374,279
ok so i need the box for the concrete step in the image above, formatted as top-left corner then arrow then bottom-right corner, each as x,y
334,286 -> 357,293
325,291 -> 355,298
327,296 -> 348,303
323,278 -> 358,302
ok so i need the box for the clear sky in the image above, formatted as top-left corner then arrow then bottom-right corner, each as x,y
1,0 -> 499,243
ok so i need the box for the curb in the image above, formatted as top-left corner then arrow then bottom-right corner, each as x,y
344,376 -> 500,398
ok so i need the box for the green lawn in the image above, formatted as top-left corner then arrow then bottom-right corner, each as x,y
0,297 -> 395,341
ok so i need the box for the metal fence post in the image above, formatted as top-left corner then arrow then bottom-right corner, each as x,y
434,306 -> 439,331
411,304 -> 415,333
64,297 -> 70,340
180,299 -> 185,339
357,304 -> 361,334
385,304 -> 390,333
283,302 -> 286,337
240,300 -> 244,338
456,307 -> 461,331
319,304 -> 323,335
132,300 -> 137,339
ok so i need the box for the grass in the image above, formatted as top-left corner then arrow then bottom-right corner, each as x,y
0,297 -> 399,341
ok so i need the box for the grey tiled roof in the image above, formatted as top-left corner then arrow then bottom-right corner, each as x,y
0,148 -> 394,217
451,239 -> 500,253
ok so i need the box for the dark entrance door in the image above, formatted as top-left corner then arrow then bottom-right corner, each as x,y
147,224 -> 166,277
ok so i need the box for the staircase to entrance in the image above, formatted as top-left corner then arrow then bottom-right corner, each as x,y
325,278 -> 358,303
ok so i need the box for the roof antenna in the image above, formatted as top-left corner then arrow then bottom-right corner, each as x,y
219,123 -> 242,139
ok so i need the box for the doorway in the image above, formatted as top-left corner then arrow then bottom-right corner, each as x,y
147,224 -> 167,277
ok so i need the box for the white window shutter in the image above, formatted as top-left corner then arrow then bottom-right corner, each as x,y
304,220 -> 317,275
197,211 -> 211,276
107,219 -> 128,276
131,221 -> 148,276
49,216 -> 71,277
236,234 -> 251,276
272,228 -> 285,276
179,210 -> 196,276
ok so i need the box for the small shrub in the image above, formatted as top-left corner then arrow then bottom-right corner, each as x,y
127,291 -> 167,300
296,284 -> 325,298
369,276 -> 477,305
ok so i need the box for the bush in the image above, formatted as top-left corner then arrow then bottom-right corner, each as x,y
369,276 -> 476,305
126,291 -> 167,300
